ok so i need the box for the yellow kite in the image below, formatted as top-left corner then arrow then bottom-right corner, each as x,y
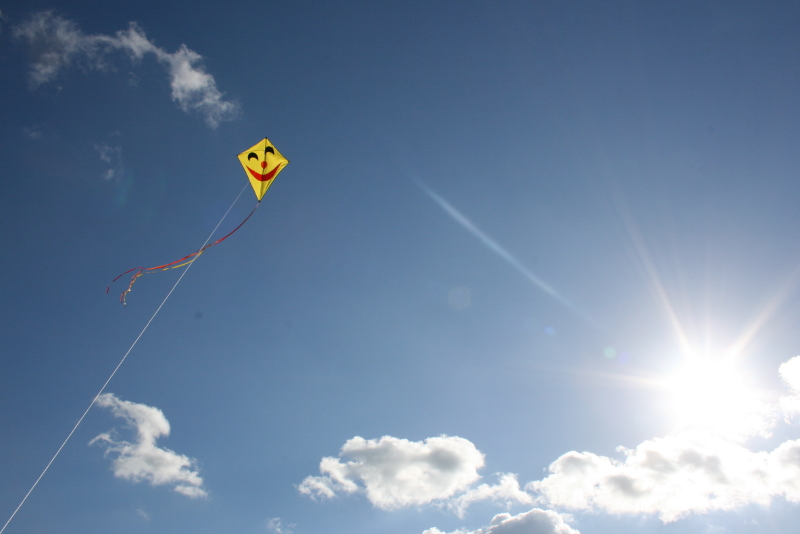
238,138 -> 290,201
109,138 -> 289,304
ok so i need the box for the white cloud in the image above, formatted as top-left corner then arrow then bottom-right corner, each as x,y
299,435 -> 485,509
94,142 -> 123,180
424,509 -> 579,534
95,143 -> 117,163
153,44 -> 238,127
13,11 -> 238,127
530,431 -> 800,523
266,517 -> 295,534
301,358 -> 800,528
448,473 -> 533,518
526,355 -> 800,523
780,355 -> 800,418
90,393 -> 207,497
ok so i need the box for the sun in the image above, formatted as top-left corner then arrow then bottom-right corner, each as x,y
664,353 -> 773,439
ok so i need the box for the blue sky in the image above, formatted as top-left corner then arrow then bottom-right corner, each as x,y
2,2 -> 800,533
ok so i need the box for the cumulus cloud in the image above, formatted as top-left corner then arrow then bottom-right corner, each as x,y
302,357 -> 800,529
90,393 -> 207,497
299,435 -> 485,509
13,11 -> 238,127
424,509 -> 579,534
527,355 -> 800,523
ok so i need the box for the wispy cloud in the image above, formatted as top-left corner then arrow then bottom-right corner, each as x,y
447,473 -> 533,518
266,517 -> 295,534
22,125 -> 43,140
13,11 -> 238,127
94,142 -> 123,180
90,393 -> 207,498
416,181 -> 598,329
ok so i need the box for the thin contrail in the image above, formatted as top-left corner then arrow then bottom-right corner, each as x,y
416,180 -> 599,329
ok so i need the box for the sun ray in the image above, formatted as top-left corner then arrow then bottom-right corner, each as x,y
613,193 -> 693,357
726,261 -> 800,359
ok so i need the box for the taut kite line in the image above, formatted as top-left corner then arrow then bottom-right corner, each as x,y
108,138 -> 289,304
0,139 -> 289,534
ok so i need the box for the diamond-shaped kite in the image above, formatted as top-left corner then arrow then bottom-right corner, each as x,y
238,138 -> 290,201
108,138 -> 289,304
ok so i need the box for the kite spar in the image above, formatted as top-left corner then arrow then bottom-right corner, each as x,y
108,138 -> 289,304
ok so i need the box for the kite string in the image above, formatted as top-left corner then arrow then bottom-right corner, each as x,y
0,183 -> 252,534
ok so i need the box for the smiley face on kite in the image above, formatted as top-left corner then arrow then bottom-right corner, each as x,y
237,138 -> 289,201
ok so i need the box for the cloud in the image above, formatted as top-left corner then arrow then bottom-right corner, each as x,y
13,11 -> 238,127
448,473 -> 533,518
530,432 -> 800,523
780,355 -> 800,418
94,142 -> 123,180
23,125 -> 43,139
266,517 -> 295,534
302,358 -> 800,528
424,509 -> 579,534
525,356 -> 800,523
90,393 -> 207,497
299,435 -> 485,509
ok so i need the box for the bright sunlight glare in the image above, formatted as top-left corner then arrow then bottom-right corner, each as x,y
665,354 -> 774,440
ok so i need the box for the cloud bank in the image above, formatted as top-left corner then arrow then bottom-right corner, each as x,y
14,11 -> 238,127
531,431 -> 800,522
302,357 -> 800,533
530,355 -> 800,522
90,393 -> 207,497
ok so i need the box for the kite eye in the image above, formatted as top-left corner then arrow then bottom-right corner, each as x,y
248,152 -> 258,160
265,146 -> 275,155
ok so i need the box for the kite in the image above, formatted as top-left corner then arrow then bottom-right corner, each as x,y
108,138 -> 289,304
238,138 -> 290,201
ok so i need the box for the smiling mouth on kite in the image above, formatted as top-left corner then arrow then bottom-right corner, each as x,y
247,164 -> 281,182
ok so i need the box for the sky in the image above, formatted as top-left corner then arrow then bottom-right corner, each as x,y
2,1 -> 800,533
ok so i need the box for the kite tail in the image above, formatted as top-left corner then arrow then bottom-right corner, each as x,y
108,201 -> 261,305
